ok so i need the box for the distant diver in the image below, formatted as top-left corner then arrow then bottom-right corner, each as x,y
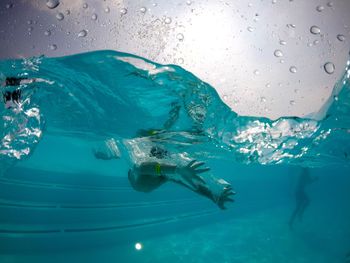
346,251 -> 350,263
289,167 -> 318,229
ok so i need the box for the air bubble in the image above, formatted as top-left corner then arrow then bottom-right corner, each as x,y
83,3 -> 88,9
260,97 -> 266,103
164,17 -> 172,24
46,0 -> 60,9
274,50 -> 283,57
289,100 -> 295,106
253,69 -> 260,75
327,2 -> 333,7
65,9 -> 70,15
140,7 -> 147,13
313,39 -> 319,45
91,14 -> 98,20
186,1 -> 192,5
56,12 -> 64,21
120,8 -> 127,15
316,5 -> 324,12
176,33 -> 184,41
104,7 -> 110,13
78,29 -> 87,38
289,66 -> 297,73
310,25 -> 321,35
5,3 -> 13,8
337,34 -> 345,42
272,0 -> 277,4
247,26 -> 254,32
178,57 -> 184,64
49,44 -> 57,50
324,62 -> 335,74
28,27 -> 33,32
44,30 -> 51,36
223,95 -> 228,101
27,20 -> 33,25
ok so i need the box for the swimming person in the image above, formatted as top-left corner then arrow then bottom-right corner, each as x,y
346,251 -> 350,263
93,137 -> 235,209
289,168 -> 318,229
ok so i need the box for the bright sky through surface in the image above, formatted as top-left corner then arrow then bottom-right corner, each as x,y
0,0 -> 349,119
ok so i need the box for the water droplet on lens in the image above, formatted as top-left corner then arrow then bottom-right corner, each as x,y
313,39 -> 319,45
247,26 -> 254,32
327,2 -> 333,7
254,69 -> 260,75
83,3 -> 88,9
310,25 -> 321,35
65,9 -> 70,15
78,29 -> 87,38
274,49 -> 283,57
140,7 -> 147,13
265,83 -> 271,88
91,13 -> 97,20
316,5 -> 324,12
44,30 -> 51,36
272,0 -> 277,4
56,12 -> 64,21
279,40 -> 286,45
105,7 -> 110,13
49,44 -> 57,50
176,33 -> 184,41
46,0 -> 60,9
164,17 -> 172,24
289,66 -> 297,73
120,8 -> 127,15
337,34 -> 345,42
324,62 -> 335,74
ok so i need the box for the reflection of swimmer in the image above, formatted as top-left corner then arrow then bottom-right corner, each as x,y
1,77 -> 40,109
289,168 -> 318,229
94,138 -> 235,209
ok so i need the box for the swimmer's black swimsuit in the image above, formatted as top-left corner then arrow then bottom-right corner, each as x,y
150,146 -> 168,159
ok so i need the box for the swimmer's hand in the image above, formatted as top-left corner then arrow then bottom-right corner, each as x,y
216,182 -> 235,210
176,160 -> 208,188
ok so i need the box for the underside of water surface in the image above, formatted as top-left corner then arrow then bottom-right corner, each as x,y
1,50 -> 350,169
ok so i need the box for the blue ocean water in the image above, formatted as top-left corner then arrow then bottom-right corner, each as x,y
0,50 -> 349,262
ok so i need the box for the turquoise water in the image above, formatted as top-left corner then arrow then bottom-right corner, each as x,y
0,50 -> 349,262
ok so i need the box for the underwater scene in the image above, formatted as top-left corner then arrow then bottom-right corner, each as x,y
0,50 -> 350,263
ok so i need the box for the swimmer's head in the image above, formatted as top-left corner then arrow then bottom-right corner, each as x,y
128,168 -> 166,193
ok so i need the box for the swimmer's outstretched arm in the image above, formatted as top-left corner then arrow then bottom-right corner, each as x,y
137,160 -> 235,209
